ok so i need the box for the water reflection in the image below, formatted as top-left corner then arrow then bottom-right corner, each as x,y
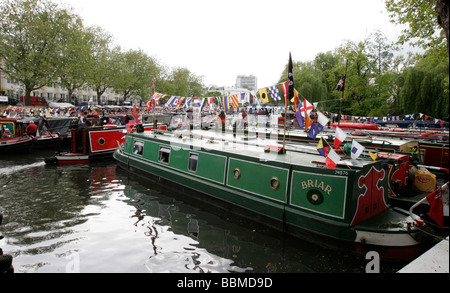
0,152 -> 406,273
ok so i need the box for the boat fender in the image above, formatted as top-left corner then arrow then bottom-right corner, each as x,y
342,143 -> 352,154
352,131 -> 367,136
421,131 -> 437,137
408,165 -> 417,184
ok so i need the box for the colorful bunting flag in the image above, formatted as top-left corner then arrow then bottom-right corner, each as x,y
300,99 -> 314,117
334,126 -> 347,149
258,88 -> 269,104
326,148 -> 341,169
183,97 -> 192,109
335,75 -> 346,91
350,140 -> 365,159
295,107 -> 304,127
308,123 -> 320,140
280,81 -> 288,98
269,85 -> 281,101
317,111 -> 329,131
193,97 -> 200,107
231,95 -> 239,108
316,137 -> 331,157
304,111 -> 312,131
176,97 -> 185,110
291,89 -> 299,112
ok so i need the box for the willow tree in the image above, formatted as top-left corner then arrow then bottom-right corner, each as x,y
0,0 -> 79,105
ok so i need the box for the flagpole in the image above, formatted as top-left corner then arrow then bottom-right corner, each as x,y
283,95 -> 287,151
284,53 -> 294,152
338,59 -> 348,127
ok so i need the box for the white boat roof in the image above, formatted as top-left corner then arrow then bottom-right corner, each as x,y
134,128 -> 372,170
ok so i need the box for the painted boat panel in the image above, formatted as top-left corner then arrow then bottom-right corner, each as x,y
290,170 -> 348,219
89,128 -> 128,153
227,157 -> 289,203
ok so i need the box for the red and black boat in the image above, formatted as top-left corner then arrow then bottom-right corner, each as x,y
45,116 -> 167,164
0,118 -> 34,154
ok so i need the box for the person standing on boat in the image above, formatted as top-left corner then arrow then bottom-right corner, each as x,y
26,121 -> 37,137
218,110 -> 226,130
240,108 -> 248,128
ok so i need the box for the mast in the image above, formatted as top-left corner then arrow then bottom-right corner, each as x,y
283,53 -> 294,152
338,59 -> 348,127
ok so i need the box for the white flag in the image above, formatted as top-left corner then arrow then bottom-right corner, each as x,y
317,112 -> 329,131
351,140 -> 365,160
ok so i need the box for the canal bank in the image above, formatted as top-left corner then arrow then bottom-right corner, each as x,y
398,236 -> 449,273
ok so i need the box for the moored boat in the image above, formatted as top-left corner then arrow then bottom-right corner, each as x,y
0,118 -> 34,154
209,118 -> 449,169
113,126 -> 447,260
17,116 -> 60,149
45,119 -> 167,165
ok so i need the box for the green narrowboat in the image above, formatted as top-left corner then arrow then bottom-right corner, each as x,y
114,128 -> 442,259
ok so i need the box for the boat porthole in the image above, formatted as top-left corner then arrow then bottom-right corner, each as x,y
270,177 -> 280,190
98,138 -> 105,145
233,168 -> 241,180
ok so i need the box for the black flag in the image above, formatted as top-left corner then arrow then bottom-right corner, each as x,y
335,75 -> 346,91
287,52 -> 294,105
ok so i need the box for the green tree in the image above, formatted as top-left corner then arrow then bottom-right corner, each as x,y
113,48 -> 160,102
335,40 -> 375,115
385,0 -> 449,56
0,0 -> 80,105
85,26 -> 115,105
59,23 -> 98,105
398,46 -> 448,118
166,67 -> 205,97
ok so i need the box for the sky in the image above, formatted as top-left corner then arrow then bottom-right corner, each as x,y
58,0 -> 408,90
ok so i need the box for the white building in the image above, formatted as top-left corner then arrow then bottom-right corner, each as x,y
236,75 -> 257,92
207,85 -> 256,105
0,69 -> 126,106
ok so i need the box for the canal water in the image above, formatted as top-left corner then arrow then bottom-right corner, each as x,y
0,149 -> 408,273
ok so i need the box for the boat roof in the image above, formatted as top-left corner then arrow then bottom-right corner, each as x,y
132,128 -> 373,170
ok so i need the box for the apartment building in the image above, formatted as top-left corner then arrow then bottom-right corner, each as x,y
236,75 -> 257,92
0,71 -> 124,106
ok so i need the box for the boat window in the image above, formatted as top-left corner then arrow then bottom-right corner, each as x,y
133,141 -> 144,155
188,153 -> 199,172
159,147 -> 171,163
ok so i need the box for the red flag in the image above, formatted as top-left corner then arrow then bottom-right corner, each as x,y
280,81 -> 288,98
132,104 -> 139,122
152,77 -> 156,95
326,148 -> 341,169
426,189 -> 444,228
